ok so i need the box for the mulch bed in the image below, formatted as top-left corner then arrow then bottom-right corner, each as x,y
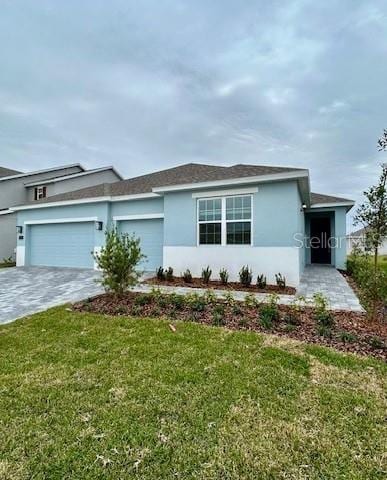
73,291 -> 387,361
145,276 -> 296,295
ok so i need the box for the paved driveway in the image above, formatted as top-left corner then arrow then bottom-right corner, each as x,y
0,267 -> 103,325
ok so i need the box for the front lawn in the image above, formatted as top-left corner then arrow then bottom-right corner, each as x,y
0,308 -> 386,479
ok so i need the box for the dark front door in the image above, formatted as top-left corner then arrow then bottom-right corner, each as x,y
310,217 -> 331,264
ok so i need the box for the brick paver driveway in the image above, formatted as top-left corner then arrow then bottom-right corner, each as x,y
0,267 -> 103,324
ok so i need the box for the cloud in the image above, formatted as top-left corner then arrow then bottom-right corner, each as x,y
0,0 -> 386,227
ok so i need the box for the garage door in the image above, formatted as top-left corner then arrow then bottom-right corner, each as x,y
29,222 -> 95,268
118,219 -> 163,272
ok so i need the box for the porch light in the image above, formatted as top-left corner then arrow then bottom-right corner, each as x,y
16,225 -> 23,234
95,221 -> 103,231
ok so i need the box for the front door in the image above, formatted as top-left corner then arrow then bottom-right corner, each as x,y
310,217 -> 331,264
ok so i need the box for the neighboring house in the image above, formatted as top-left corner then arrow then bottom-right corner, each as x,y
12,163 -> 354,286
0,164 -> 122,261
347,227 -> 387,255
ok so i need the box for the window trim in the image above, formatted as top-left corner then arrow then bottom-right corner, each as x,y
197,194 -> 253,247
34,185 -> 47,200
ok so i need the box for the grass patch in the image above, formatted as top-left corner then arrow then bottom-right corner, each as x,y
0,307 -> 386,479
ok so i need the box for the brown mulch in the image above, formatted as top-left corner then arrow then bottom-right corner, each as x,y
73,291 -> 387,361
145,276 -> 296,295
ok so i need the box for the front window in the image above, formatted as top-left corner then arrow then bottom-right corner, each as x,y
198,198 -> 222,244
34,186 -> 47,200
198,195 -> 252,246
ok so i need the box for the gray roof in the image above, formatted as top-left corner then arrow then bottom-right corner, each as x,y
0,166 -> 22,178
27,163 -> 305,205
311,192 -> 354,205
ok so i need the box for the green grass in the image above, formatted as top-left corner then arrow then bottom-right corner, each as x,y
0,307 -> 386,479
377,255 -> 387,273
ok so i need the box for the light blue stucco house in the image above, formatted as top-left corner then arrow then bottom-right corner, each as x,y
11,163 -> 354,286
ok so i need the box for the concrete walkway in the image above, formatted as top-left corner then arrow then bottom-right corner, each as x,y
135,265 -> 364,313
297,265 -> 364,312
0,267 -> 103,325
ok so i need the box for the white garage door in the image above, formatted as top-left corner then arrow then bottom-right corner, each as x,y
29,222 -> 95,268
118,218 -> 163,272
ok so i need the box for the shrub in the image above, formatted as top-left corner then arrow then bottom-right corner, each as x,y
313,293 -> 335,328
338,331 -> 358,343
93,228 -> 145,295
219,268 -> 229,285
239,265 -> 253,287
201,266 -> 212,284
256,274 -> 267,289
259,294 -> 279,328
223,291 -> 235,306
204,290 -> 217,304
317,325 -> 333,338
244,293 -> 258,308
212,304 -> 226,326
368,336 -> 385,349
187,293 -> 206,311
165,267 -> 174,281
182,269 -> 193,283
284,296 -> 305,326
275,273 -> 286,289
134,294 -> 152,306
169,293 -> 185,310
156,266 -> 166,281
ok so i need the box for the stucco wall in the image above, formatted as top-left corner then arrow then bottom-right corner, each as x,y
0,212 -> 16,260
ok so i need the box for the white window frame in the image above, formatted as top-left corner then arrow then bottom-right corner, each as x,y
35,185 -> 46,200
197,194 -> 253,247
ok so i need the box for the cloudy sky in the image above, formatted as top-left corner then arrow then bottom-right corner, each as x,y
0,0 -> 386,226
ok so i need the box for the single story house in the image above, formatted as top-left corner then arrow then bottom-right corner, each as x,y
0,163 -> 122,261
347,227 -> 387,255
11,163 -> 355,286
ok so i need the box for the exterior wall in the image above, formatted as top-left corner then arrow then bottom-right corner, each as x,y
0,165 -> 82,209
26,169 -> 120,201
111,197 -> 164,218
347,236 -> 387,255
0,212 -> 16,260
16,202 -> 110,267
163,181 -> 304,285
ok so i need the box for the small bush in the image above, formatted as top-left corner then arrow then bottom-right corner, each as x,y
156,266 -> 166,281
239,265 -> 253,287
201,266 -> 212,284
313,293 -> 335,328
338,331 -> 358,343
187,293 -> 206,312
284,296 -> 305,326
368,336 -> 385,349
244,293 -> 258,308
256,274 -> 267,289
223,291 -> 235,306
212,304 -> 226,326
233,304 -> 243,316
238,316 -> 248,327
182,269 -> 193,283
204,290 -> 217,304
275,273 -> 286,289
134,294 -> 152,306
169,293 -> 185,310
165,267 -> 174,281
259,294 -> 279,328
317,325 -> 333,338
219,268 -> 229,285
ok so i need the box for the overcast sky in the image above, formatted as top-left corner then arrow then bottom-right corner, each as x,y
0,0 -> 386,226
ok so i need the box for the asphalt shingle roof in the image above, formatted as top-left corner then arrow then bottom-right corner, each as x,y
27,163 -> 305,205
0,166 -> 22,178
310,192 -> 354,205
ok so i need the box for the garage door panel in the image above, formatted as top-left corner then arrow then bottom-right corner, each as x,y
119,219 -> 163,271
29,223 -> 94,268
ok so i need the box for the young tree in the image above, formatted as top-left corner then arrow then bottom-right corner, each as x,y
354,143 -> 387,270
94,228 -> 145,295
